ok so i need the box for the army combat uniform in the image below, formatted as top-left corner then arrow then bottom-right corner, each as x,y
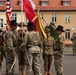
20,22 -> 42,75
5,29 -> 20,75
0,31 -> 5,75
43,28 -> 54,75
54,25 -> 65,75
71,35 -> 76,55
18,29 -> 26,75
5,20 -> 21,75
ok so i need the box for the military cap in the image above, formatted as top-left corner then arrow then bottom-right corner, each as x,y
56,25 -> 65,32
10,20 -> 18,26
45,28 -> 50,32
27,22 -> 35,28
18,22 -> 27,27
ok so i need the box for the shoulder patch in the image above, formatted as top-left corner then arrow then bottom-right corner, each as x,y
59,36 -> 64,43
60,38 -> 63,43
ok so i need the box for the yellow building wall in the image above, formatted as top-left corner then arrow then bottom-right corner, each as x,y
0,11 -> 76,45
41,11 -> 76,45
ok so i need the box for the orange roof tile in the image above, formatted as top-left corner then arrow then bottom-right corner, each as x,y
33,0 -> 76,11
0,0 -> 76,11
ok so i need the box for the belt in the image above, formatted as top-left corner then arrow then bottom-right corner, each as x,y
54,49 -> 60,51
45,45 -> 52,47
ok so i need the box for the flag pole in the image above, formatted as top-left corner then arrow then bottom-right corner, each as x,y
21,0 -> 23,22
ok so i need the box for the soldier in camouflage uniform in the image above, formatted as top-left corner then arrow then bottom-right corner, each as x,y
18,22 -> 27,75
43,28 -> 54,75
5,20 -> 20,75
0,29 -> 5,75
19,22 -> 42,75
71,32 -> 76,55
54,25 -> 65,75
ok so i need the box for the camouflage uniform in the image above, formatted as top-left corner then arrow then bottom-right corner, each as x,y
43,28 -> 54,75
0,31 -> 5,75
20,22 -> 42,75
54,25 -> 65,75
71,35 -> 76,54
5,20 -> 20,75
18,29 -> 26,75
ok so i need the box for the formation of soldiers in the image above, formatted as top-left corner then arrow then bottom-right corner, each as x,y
0,20 -> 65,75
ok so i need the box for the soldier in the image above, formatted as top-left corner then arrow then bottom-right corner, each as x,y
43,28 -> 54,75
19,22 -> 42,75
54,25 -> 65,75
71,32 -> 76,55
0,29 -> 4,75
18,22 -> 27,75
5,20 -> 20,75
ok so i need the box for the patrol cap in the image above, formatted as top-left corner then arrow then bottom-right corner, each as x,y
10,20 -> 18,26
18,22 -> 27,27
27,22 -> 35,28
56,25 -> 65,32
45,28 -> 50,33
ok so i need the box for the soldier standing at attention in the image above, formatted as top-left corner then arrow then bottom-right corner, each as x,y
0,29 -> 4,75
18,22 -> 27,75
54,25 -> 65,75
5,20 -> 19,75
19,22 -> 42,75
71,32 -> 76,55
43,28 -> 54,75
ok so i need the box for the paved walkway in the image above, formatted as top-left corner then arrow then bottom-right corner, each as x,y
1,47 -> 76,75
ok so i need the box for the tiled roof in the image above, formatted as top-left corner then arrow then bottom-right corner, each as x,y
0,0 -> 21,11
0,0 -> 76,11
33,0 -> 76,11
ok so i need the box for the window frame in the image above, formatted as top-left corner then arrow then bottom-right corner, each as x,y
41,1 -> 48,6
0,19 -> 3,28
12,13 -> 17,21
65,13 -> 70,22
52,13 -> 57,22
63,1 -> 70,6
65,29 -> 70,39
0,1 -> 4,6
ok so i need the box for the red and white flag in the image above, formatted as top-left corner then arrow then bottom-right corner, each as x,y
6,0 -> 12,31
22,0 -> 38,31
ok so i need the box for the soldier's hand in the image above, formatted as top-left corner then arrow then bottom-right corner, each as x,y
13,51 -> 18,58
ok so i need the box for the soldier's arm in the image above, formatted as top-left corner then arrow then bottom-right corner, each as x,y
59,36 -> 64,53
19,34 -> 28,49
70,36 -> 74,41
6,32 -> 14,50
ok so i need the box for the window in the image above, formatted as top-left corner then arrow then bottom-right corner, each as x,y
63,1 -> 70,6
12,13 -> 17,21
17,0 -> 21,6
0,2 -> 4,6
52,13 -> 56,22
0,19 -> 3,28
65,13 -> 70,22
26,18 -> 29,23
41,2 -> 48,6
40,13 -> 44,19
65,29 -> 70,39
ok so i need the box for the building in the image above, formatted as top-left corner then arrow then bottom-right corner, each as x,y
0,0 -> 76,45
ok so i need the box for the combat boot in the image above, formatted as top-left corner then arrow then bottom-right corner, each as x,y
48,72 -> 52,75
44,72 -> 48,75
19,66 -> 22,75
0,67 -> 1,75
0,71 -> 1,75
22,65 -> 26,75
